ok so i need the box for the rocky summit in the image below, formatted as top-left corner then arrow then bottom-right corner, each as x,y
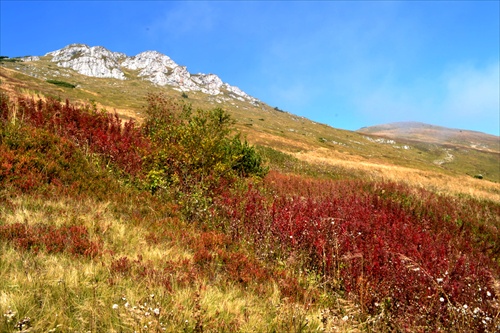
39,43 -> 258,104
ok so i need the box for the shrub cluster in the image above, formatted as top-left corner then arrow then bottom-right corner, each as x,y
14,96 -> 149,175
215,172 -> 499,331
46,79 -> 76,89
0,94 -> 121,195
0,91 -> 266,211
0,223 -> 101,258
143,93 -> 266,195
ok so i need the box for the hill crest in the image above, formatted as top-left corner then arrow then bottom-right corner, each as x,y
358,121 -> 499,153
1,44 -> 499,185
24,43 -> 259,104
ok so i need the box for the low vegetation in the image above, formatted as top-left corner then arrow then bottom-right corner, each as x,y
0,56 -> 22,63
46,79 -> 77,89
1,92 -> 499,332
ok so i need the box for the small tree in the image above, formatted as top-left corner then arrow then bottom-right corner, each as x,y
142,93 -> 267,198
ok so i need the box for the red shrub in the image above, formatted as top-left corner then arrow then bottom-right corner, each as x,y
214,172 -> 499,331
111,256 -> 132,276
0,223 -> 101,258
13,96 -> 151,176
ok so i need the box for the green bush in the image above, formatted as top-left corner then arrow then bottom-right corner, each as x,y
46,80 -> 76,89
142,93 -> 267,197
0,56 -> 21,63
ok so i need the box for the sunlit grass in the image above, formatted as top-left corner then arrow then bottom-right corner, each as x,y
291,147 -> 500,202
1,66 -> 498,332
1,195 -> 354,332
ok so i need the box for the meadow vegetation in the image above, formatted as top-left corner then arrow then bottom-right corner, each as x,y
0,92 -> 499,332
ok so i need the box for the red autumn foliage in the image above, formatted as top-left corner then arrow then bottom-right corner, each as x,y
0,223 -> 101,258
215,171 -> 499,331
14,96 -> 150,175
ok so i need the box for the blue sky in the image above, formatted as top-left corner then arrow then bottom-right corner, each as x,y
1,1 -> 499,135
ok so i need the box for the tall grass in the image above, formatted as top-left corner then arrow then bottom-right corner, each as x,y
1,92 -> 498,332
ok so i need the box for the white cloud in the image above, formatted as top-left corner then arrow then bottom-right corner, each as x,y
338,61 -> 499,134
442,62 -> 500,119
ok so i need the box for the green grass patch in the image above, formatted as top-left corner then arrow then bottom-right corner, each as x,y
46,79 -> 76,89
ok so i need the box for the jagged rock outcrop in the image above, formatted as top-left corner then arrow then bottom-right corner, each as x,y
191,74 -> 223,95
46,44 -> 127,80
44,44 -> 259,103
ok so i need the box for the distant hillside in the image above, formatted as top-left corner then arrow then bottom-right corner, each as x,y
357,121 -> 499,153
1,44 -> 500,186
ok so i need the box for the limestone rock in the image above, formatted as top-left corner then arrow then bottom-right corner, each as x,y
44,44 -> 260,103
46,44 -> 126,80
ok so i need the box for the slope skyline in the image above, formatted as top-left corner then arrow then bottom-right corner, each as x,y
1,1 -> 499,135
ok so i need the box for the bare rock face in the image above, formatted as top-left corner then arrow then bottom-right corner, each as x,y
45,44 -> 259,103
121,50 -> 177,71
121,50 -> 181,86
223,83 -> 259,104
46,44 -> 126,80
192,74 -> 224,95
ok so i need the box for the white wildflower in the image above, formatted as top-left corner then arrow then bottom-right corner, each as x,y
486,291 -> 491,297
3,309 -> 16,318
112,304 -> 119,310
3,309 -> 16,322
436,278 -> 443,283
153,308 -> 160,316
463,304 -> 468,310
342,315 -> 349,321
439,297 -> 445,302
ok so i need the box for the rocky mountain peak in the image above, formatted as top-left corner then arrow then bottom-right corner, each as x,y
43,44 -> 258,104
121,50 -> 177,71
46,44 -> 127,80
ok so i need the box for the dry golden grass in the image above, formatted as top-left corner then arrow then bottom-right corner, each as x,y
292,147 -> 500,202
1,194 -> 365,332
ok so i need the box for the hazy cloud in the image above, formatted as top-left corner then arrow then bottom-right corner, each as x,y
442,62 -> 499,119
347,62 -> 500,134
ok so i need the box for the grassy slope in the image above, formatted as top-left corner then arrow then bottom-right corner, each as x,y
357,121 -> 499,153
1,60 -> 499,332
1,60 -> 499,189
0,105 -> 363,332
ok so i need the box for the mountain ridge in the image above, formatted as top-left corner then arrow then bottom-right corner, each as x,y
1,44 -> 499,184
12,44 -> 498,140
23,43 -> 259,104
357,121 -> 499,153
